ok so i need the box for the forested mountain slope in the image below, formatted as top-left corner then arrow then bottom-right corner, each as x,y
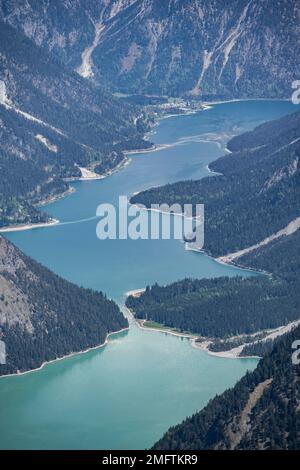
153,322 -> 300,450
1,0 -> 299,99
0,19 -> 149,227
0,236 -> 128,375
126,227 -> 300,340
131,110 -> 300,258
127,110 -> 300,344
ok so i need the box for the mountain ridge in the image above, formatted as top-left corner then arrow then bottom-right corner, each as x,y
1,0 -> 299,99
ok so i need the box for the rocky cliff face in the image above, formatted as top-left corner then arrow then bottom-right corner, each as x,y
1,0 -> 299,98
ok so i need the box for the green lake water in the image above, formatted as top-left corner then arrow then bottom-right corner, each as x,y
0,100 -> 297,449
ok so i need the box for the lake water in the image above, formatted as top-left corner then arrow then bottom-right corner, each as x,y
0,100 -> 297,449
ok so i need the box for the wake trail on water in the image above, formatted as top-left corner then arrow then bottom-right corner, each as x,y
56,215 -> 100,227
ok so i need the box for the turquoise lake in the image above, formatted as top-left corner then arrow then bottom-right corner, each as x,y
0,100 -> 297,449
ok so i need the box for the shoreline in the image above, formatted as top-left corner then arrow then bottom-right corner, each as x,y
0,218 -> 59,233
192,317 -> 300,359
0,155 -> 133,234
203,97 -> 290,106
205,163 -> 222,176
125,288 -> 146,298
37,187 -> 76,207
0,326 -> 129,380
136,317 -> 198,340
95,156 -> 132,179
134,315 -> 259,360
185,244 -> 270,276
126,288 -> 300,360
191,337 -> 260,359
65,155 -> 132,183
157,105 -> 208,120
66,168 -> 104,182
124,145 -> 156,155
125,293 -> 260,360
125,285 -> 300,360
